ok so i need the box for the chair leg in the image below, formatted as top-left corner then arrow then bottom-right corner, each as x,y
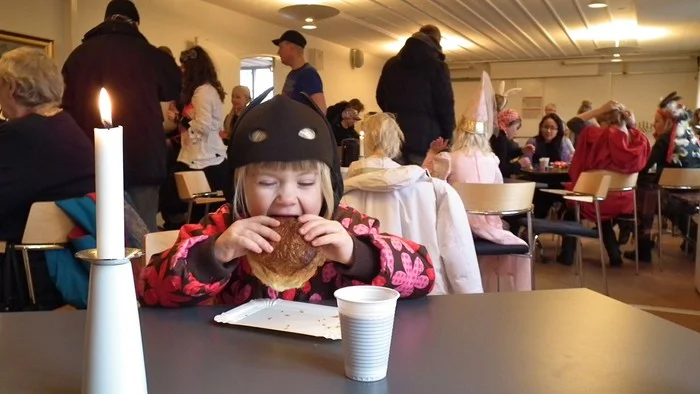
633,190 -> 639,275
595,201 -> 609,295
186,201 -> 194,224
532,234 -> 539,290
20,248 -> 36,305
527,211 -> 534,291
686,216 -> 692,254
577,238 -> 584,288
657,191 -> 664,272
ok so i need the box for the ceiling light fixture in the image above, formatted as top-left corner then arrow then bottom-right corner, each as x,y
611,58 -> 622,62
613,53 -> 621,58
587,1 -> 608,8
570,21 -> 667,41
279,4 -> 339,30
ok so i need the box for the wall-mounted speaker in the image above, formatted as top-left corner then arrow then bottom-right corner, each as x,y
307,48 -> 324,71
350,48 -> 364,69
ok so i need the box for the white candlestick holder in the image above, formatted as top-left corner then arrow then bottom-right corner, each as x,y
75,248 -> 148,394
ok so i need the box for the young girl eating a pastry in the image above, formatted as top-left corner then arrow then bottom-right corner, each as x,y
137,93 -> 435,307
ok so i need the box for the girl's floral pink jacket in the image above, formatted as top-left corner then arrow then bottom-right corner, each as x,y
137,204 -> 435,307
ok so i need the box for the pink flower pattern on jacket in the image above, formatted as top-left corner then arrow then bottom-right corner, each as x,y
137,204 -> 435,307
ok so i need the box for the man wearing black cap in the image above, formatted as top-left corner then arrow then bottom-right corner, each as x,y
62,0 -> 182,231
272,30 -> 327,114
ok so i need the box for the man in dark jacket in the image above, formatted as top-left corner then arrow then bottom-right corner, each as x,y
376,26 -> 455,165
62,0 -> 181,231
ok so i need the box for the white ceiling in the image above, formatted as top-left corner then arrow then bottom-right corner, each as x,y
204,0 -> 700,63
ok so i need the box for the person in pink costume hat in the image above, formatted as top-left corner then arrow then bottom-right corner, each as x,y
423,71 -> 531,292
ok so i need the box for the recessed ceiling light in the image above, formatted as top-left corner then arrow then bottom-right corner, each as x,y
302,24 -> 317,30
588,1 -> 608,8
611,58 -> 622,62
613,53 -> 620,58
305,17 -> 313,23
570,21 -> 667,41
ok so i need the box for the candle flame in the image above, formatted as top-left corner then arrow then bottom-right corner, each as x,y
99,88 -> 112,128
359,130 -> 365,139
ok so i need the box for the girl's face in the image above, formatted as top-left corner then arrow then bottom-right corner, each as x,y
244,168 -> 323,217
505,120 -> 521,139
653,114 -> 671,137
231,91 -> 249,110
540,118 -> 558,142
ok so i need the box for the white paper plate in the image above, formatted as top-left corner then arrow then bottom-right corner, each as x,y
214,299 -> 342,340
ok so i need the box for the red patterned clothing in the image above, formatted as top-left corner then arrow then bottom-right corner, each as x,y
138,204 -> 435,307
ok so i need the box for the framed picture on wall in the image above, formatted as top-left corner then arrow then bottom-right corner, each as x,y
522,96 -> 544,119
0,30 -> 54,58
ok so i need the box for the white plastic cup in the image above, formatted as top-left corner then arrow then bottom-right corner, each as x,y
334,286 -> 400,382
539,157 -> 550,170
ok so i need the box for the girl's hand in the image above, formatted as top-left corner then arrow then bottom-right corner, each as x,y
602,100 -> 622,113
298,215 -> 354,265
429,137 -> 450,154
213,216 -> 281,264
518,157 -> 532,170
522,144 -> 535,155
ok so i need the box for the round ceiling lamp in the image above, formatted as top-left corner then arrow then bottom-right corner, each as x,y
279,4 -> 340,30
587,1 -> 608,8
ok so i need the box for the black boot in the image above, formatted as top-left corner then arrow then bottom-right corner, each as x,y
557,236 -> 576,266
616,217 -> 634,246
623,238 -> 654,263
601,220 -> 623,267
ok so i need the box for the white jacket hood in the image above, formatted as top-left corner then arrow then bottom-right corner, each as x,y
343,165 -> 429,193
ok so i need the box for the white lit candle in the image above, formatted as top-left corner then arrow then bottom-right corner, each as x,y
95,88 -> 125,259
359,130 -> 365,158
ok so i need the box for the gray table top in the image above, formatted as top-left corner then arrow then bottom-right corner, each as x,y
2,289 -> 700,394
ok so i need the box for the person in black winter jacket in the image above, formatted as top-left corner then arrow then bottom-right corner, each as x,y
61,0 -> 181,231
376,28 -> 455,165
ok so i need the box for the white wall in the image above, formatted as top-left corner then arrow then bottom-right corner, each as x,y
452,59 -> 700,142
0,0 -> 71,64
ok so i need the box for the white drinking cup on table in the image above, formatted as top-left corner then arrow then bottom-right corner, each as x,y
539,157 -> 550,170
334,286 -> 400,382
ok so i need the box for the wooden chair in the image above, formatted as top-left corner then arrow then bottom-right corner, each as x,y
526,172 -> 612,294
656,168 -> 700,271
12,202 -> 75,305
454,181 -> 536,291
174,171 -> 226,224
590,170 -> 640,274
144,230 -> 179,264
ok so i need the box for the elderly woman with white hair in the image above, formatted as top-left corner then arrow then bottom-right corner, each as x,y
0,48 -> 95,309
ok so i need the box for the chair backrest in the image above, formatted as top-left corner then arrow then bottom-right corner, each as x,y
589,170 -> 638,191
144,230 -> 179,263
658,168 -> 700,189
453,182 -> 536,215
174,171 -> 212,200
572,172 -> 611,199
21,202 -> 75,244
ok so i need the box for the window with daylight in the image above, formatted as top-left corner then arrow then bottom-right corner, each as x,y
240,56 -> 274,102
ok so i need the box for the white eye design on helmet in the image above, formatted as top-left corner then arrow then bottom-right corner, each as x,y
298,128 -> 316,140
250,129 -> 268,143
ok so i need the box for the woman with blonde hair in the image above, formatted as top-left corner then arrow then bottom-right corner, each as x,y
423,71 -> 531,292
346,112 -> 404,177
222,85 -> 251,144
